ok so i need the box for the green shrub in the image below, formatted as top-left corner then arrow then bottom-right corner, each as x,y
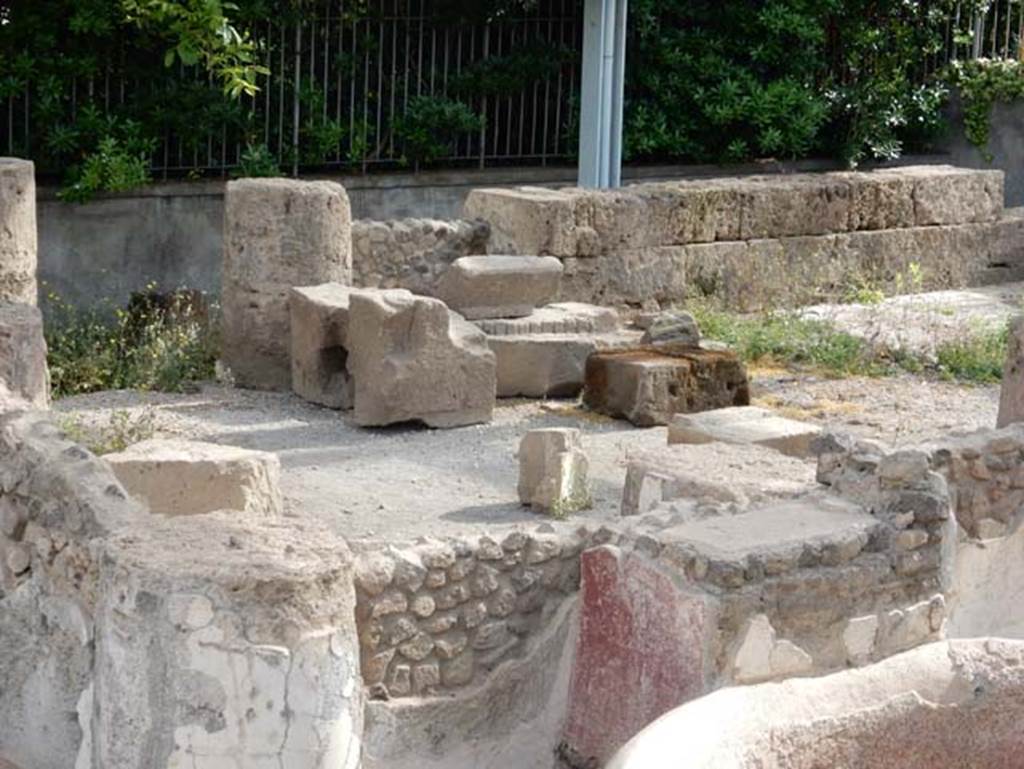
234,143 -> 281,177
45,289 -> 219,398
394,96 -> 483,165
945,58 -> 1024,159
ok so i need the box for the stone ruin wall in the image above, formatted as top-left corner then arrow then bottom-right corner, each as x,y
350,218 -> 490,296
352,529 -> 584,699
0,401 -> 365,769
463,166 -> 1024,311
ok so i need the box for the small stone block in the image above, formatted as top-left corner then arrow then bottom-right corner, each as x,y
517,428 -> 591,516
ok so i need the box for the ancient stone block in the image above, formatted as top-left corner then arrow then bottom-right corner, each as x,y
908,165 -> 1002,226
222,178 -> 352,390
517,428 -> 591,515
640,310 -> 700,351
463,186 -> 580,256
104,439 -> 282,516
0,158 -> 37,306
289,283 -> 356,409
435,255 -> 563,319
0,303 -> 48,408
667,406 -> 821,458
583,349 -> 750,427
473,302 -> 619,336
346,291 -> 496,427
489,330 -> 641,398
289,284 -> 410,409
998,315 -> 1024,428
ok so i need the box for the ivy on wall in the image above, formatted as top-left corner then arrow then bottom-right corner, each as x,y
945,58 -> 1024,160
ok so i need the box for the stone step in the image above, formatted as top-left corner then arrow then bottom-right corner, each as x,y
559,208 -> 1024,311
473,302 -> 619,336
668,406 -> 821,458
465,166 -> 1004,257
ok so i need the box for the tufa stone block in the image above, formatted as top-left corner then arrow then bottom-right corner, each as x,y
0,158 -> 38,305
221,178 -> 352,390
517,428 -> 591,515
346,290 -> 496,427
0,302 -> 48,408
436,255 -> 564,320
104,439 -> 282,516
583,349 -> 750,427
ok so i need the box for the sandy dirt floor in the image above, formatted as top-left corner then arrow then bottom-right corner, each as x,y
54,370 -> 999,542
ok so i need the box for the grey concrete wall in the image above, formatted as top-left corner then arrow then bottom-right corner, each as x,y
36,157 -> 952,311
938,93 -> 1024,208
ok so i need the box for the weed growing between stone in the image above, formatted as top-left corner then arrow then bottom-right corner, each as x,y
58,408 -> 157,455
44,288 -> 219,398
690,304 -> 1008,384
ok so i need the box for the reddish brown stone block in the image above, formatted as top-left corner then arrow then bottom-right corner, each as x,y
582,348 -> 749,426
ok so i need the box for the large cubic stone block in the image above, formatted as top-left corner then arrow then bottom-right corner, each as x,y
517,428 -> 590,515
104,439 -> 282,516
347,291 -> 496,427
668,405 -> 821,458
0,303 -> 48,408
435,255 -> 563,319
998,315 -> 1024,428
0,158 -> 37,306
222,178 -> 352,390
289,283 -> 357,409
92,514 -> 362,769
463,186 -> 580,256
489,330 -> 641,398
583,349 -> 750,427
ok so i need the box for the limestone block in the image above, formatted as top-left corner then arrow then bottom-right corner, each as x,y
909,165 -> 1002,226
489,330 -> 641,398
737,175 -> 854,240
222,178 -> 352,390
667,406 -> 821,458
463,186 -> 580,256
583,349 -> 750,427
347,291 -> 496,427
998,315 -> 1024,428
92,514 -> 362,769
842,615 -> 879,665
0,303 -> 48,408
435,255 -> 563,320
0,158 -> 37,305
620,443 -> 815,517
289,282 -> 355,409
517,428 -> 591,515
473,302 -> 619,336
104,439 -> 282,516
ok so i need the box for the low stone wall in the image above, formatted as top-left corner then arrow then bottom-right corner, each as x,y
351,218 -> 489,295
466,166 -> 1024,310
352,529 -> 582,698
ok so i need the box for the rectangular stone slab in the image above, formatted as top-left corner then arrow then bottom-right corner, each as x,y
668,405 -> 821,458
489,330 -> 641,398
436,255 -> 563,319
583,348 -> 750,427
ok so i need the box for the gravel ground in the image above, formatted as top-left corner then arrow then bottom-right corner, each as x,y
54,370 -> 999,543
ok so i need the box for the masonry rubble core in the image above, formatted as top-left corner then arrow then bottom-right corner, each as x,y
6,159 -> 1024,769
